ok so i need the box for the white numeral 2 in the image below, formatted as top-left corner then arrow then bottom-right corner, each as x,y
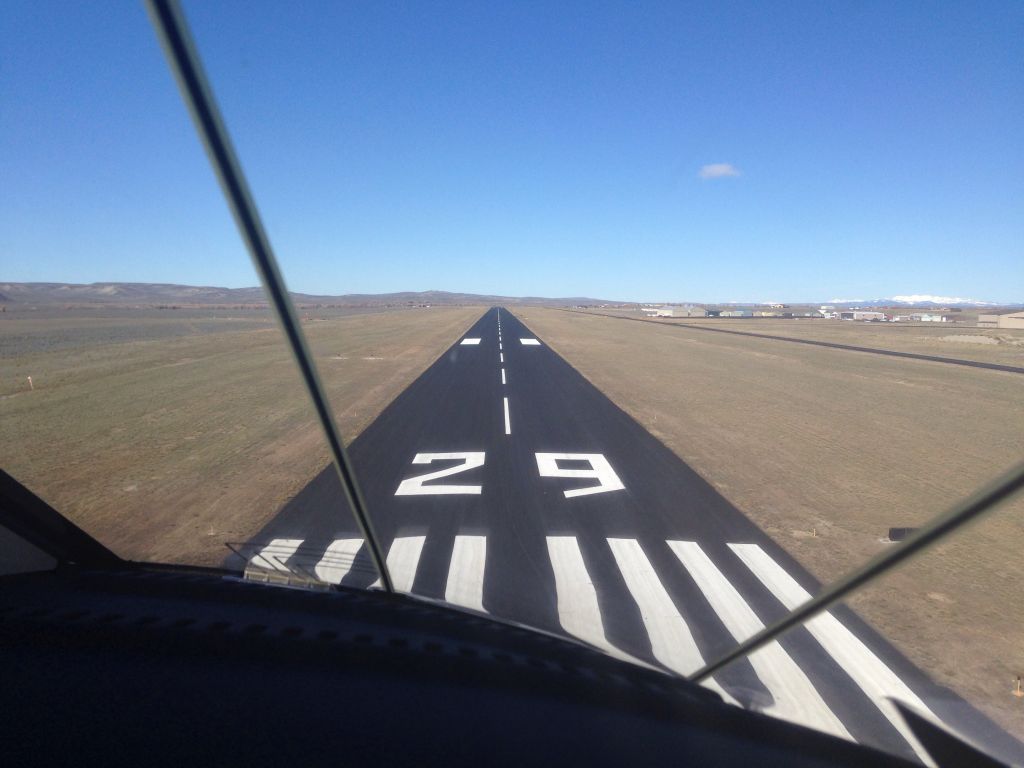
535,453 -> 625,498
395,452 -> 485,496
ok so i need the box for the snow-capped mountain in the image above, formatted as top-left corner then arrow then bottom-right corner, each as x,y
890,295 -> 1000,306
827,295 -> 1018,308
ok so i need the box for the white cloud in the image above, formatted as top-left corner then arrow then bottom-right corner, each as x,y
698,163 -> 741,180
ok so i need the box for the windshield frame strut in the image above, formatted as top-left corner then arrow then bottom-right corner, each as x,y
145,0 -> 393,593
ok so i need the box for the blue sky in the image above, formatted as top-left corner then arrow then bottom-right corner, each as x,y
2,1 -> 1021,302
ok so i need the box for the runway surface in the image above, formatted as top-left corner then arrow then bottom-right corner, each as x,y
245,307 -> 1020,764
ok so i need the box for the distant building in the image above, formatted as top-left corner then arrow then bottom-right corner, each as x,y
719,309 -> 752,317
892,315 -> 912,322
646,304 -> 707,317
912,313 -> 948,323
677,304 -> 708,317
839,310 -> 886,321
978,310 -> 1024,329
641,306 -> 666,316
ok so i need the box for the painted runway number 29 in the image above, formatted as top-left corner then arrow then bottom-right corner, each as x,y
394,451 -> 624,498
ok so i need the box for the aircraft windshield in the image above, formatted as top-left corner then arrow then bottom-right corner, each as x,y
2,2 -> 1022,763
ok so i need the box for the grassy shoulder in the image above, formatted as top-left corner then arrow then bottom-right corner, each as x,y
1,306 -> 482,565
515,306 -> 1024,738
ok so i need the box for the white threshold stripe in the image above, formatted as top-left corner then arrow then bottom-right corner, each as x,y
460,338 -> 481,345
252,538 -> 303,572
446,535 -> 487,611
520,338 -> 540,345
669,542 -> 851,740
501,368 -> 506,385
503,397 -> 511,435
372,536 -> 426,593
315,538 -> 363,584
730,543 -> 938,766
607,538 -> 737,704
546,537 -> 648,667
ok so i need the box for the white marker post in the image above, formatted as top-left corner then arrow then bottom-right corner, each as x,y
27,376 -> 34,391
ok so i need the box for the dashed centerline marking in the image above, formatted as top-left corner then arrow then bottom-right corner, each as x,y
500,352 -> 504,363
460,338 -> 481,345
501,368 -> 506,385
503,397 -> 511,435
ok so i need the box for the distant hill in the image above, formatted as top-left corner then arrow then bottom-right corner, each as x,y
0,282 -> 621,308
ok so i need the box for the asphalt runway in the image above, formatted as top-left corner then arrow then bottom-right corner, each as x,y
245,307 -> 1021,764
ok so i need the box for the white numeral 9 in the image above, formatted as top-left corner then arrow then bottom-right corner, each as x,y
535,453 -> 625,498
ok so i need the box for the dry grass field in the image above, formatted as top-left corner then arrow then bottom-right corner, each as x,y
1,305 -> 481,565
515,307 -> 1024,739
